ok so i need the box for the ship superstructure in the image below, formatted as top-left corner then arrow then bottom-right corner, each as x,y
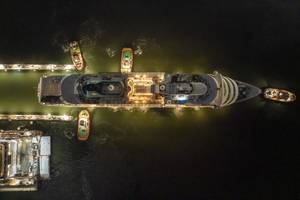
0,130 -> 51,191
38,71 -> 261,108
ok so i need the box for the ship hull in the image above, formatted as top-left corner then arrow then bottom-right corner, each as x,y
235,81 -> 262,103
38,72 -> 261,108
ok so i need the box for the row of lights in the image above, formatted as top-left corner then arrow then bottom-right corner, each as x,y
0,114 -> 73,121
0,64 -> 75,72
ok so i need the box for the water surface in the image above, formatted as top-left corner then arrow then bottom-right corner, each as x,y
0,1 -> 299,199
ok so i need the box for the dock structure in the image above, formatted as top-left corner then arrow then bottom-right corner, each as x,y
0,64 -> 75,72
0,114 -> 73,121
0,130 -> 51,192
0,41 -> 86,72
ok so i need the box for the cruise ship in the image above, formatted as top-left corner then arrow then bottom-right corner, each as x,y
0,130 -> 51,192
38,71 -> 261,108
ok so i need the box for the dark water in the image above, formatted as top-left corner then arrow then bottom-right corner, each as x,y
0,1 -> 300,199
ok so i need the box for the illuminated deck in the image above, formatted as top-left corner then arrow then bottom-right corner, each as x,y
127,72 -> 165,105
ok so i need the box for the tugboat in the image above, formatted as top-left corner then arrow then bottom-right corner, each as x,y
77,110 -> 91,141
264,88 -> 296,103
69,41 -> 85,71
120,48 -> 133,73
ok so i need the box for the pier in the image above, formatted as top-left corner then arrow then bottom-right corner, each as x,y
0,64 -> 75,72
0,114 -> 73,121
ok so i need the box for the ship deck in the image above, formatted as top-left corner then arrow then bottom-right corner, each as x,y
127,72 -> 165,105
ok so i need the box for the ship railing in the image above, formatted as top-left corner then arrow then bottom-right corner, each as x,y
39,102 -> 216,109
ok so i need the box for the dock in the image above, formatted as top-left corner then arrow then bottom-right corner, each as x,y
0,64 -> 75,72
0,114 -> 73,121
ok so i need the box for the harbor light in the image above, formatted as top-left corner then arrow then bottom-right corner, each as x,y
64,64 -> 74,70
62,114 -> 72,121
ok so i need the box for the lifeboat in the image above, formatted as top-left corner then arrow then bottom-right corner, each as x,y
264,88 -> 296,103
77,110 -> 91,141
120,48 -> 133,73
69,41 -> 85,71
